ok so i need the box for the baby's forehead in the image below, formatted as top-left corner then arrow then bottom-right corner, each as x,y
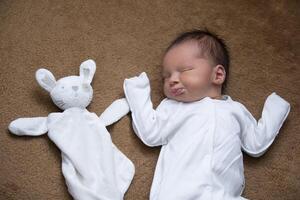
162,40 -> 214,68
168,39 -> 212,57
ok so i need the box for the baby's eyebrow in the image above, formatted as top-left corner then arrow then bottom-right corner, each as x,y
178,65 -> 193,69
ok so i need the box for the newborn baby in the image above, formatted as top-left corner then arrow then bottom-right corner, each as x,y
123,29 -> 290,200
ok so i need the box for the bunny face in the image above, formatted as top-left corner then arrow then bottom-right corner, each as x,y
36,59 -> 96,110
50,76 -> 93,110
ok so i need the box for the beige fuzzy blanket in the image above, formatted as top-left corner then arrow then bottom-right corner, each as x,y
0,0 -> 299,199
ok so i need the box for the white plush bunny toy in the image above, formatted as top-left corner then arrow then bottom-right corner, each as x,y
8,59 -> 135,200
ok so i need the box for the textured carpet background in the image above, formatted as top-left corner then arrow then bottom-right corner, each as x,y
0,0 -> 299,199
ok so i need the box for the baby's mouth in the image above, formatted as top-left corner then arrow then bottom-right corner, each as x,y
170,88 -> 184,96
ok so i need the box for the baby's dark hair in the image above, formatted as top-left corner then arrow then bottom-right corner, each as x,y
165,28 -> 230,94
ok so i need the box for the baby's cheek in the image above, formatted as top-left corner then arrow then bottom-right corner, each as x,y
182,75 -> 200,86
186,78 -> 208,93
163,84 -> 169,96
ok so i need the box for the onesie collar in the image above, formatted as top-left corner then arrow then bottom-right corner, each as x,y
203,94 -> 232,102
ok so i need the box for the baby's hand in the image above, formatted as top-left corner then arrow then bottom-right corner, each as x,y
124,72 -> 149,87
123,72 -> 152,112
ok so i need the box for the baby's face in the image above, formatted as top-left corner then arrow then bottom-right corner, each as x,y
162,40 -> 215,102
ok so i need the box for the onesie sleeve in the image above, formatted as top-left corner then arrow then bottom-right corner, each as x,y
123,72 -> 171,147
239,92 -> 290,157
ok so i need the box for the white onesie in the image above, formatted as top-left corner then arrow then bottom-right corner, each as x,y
123,72 -> 290,200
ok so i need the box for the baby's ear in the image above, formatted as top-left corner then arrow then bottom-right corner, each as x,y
212,65 -> 226,85
79,59 -> 96,84
35,68 -> 57,92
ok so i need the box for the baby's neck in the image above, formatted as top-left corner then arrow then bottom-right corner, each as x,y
205,86 -> 223,100
210,94 -> 224,100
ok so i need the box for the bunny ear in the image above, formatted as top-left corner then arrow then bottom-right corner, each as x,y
35,68 -> 56,92
80,59 -> 96,84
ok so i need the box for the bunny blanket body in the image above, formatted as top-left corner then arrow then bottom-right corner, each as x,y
9,60 -> 135,200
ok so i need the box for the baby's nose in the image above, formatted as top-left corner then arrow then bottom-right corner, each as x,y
72,86 -> 79,91
169,74 -> 180,86
169,81 -> 179,87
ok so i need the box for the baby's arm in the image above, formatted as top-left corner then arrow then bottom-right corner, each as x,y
123,72 -> 170,147
8,117 -> 48,136
239,92 -> 290,157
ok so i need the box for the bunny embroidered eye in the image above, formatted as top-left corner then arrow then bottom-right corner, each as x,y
61,86 -> 65,89
82,83 -> 90,92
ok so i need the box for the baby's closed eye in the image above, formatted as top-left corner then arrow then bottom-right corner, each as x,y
178,66 -> 194,72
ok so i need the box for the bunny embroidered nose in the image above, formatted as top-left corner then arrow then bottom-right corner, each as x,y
72,86 -> 79,91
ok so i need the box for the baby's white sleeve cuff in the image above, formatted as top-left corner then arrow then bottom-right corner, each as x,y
240,92 -> 290,157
